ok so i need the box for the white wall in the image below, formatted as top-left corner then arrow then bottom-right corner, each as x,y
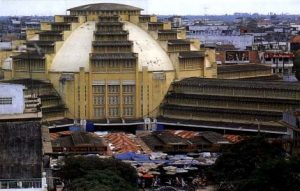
0,84 -> 25,115
0,189 -> 44,191
187,34 -> 254,50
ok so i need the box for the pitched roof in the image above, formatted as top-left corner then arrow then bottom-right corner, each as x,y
218,64 -> 271,73
68,3 -> 143,11
179,51 -> 205,58
173,77 -> 300,91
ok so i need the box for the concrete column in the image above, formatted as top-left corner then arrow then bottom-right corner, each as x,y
79,67 -> 86,119
142,66 -> 149,117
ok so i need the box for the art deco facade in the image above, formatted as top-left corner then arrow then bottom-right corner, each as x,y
2,3 -> 217,121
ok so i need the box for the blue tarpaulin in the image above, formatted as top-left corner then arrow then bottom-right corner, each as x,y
156,124 -> 165,131
69,125 -> 80,131
86,121 -> 95,132
115,152 -> 150,161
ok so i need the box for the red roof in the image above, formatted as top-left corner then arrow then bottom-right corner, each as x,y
291,35 -> 300,43
170,130 -> 199,139
50,131 -> 72,141
224,134 -> 244,143
105,133 -> 142,154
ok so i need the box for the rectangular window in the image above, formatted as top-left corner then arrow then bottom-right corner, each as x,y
108,85 -> 120,93
33,62 -> 45,71
92,85 -> 105,94
109,107 -> 119,117
123,107 -> 134,116
123,95 -> 134,104
93,95 -> 104,105
15,60 -> 27,71
0,97 -> 12,105
108,96 -> 119,105
109,61 -> 119,69
123,61 -> 134,70
123,85 -> 135,93
93,107 -> 105,117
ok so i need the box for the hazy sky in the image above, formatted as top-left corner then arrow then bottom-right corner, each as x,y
0,0 -> 299,16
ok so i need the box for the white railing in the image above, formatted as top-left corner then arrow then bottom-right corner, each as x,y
0,178 -> 46,190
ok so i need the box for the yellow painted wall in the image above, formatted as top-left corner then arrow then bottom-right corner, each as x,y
163,22 -> 172,30
120,14 -> 129,21
138,23 -> 148,31
3,70 -> 12,79
71,22 -> 81,31
40,22 -> 51,31
87,15 -> 98,21
129,15 -> 139,24
13,71 -> 46,79
190,39 -> 201,50
0,51 -> 11,68
63,31 -> 72,41
55,15 -> 86,23
169,52 -> 180,79
148,31 -> 158,40
26,29 -> 40,40
148,71 -> 175,117
178,69 -> 204,80
150,16 -> 157,22
177,28 -> 186,39
139,68 -> 175,118
78,16 -> 86,23
48,72 -> 79,119
54,16 -> 64,22
55,41 -> 64,53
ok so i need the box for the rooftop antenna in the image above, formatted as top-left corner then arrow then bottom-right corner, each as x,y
204,7 -> 208,24
33,43 -> 42,56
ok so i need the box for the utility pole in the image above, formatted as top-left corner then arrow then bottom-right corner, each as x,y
255,118 -> 261,136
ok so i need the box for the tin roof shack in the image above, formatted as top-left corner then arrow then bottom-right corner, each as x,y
51,131 -> 107,154
171,130 -> 230,152
104,132 -> 145,154
141,131 -> 192,153
140,130 -> 229,153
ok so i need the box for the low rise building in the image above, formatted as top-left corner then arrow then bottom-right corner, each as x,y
159,77 -> 300,135
140,130 -> 229,153
0,83 -> 25,115
259,51 -> 294,75
51,131 -> 107,154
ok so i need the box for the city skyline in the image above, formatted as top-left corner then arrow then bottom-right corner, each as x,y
0,0 -> 300,16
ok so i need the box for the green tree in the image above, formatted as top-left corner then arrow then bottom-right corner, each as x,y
211,137 -> 283,182
293,51 -> 300,81
205,137 -> 300,191
60,156 -> 138,191
236,157 -> 300,191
